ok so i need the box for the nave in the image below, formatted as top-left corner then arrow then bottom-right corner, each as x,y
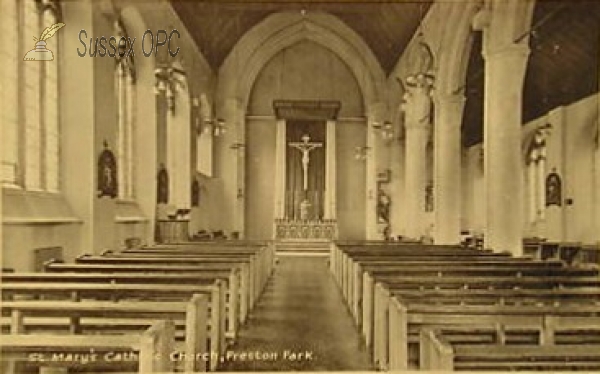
221,256 -> 371,371
3,240 -> 600,373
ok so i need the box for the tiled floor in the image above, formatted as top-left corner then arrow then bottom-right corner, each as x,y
220,256 -> 373,371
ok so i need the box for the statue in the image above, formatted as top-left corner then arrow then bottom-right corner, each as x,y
546,171 -> 562,207
97,141 -> 118,198
157,165 -> 169,204
288,134 -> 323,191
377,190 -> 391,224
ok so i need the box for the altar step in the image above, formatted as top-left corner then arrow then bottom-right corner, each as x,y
275,241 -> 331,257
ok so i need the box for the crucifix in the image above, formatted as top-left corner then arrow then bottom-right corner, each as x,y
289,134 -> 323,191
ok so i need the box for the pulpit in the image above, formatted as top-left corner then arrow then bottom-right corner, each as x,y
156,218 -> 189,243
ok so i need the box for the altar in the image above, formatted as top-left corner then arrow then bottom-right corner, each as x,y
271,100 -> 340,241
274,218 -> 337,241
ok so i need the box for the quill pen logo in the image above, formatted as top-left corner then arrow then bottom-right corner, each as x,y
24,22 -> 65,61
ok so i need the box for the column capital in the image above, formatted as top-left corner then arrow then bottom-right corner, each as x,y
402,74 -> 434,131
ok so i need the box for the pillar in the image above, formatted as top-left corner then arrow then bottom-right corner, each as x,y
219,98 -> 243,235
433,93 -> 465,244
595,47 -> 600,245
273,119 -> 286,219
482,44 -> 530,255
389,134 -> 405,238
324,120 -> 337,220
402,74 -> 433,240
234,103 -> 246,238
366,103 -> 386,239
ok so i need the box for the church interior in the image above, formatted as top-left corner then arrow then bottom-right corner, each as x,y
1,0 -> 600,372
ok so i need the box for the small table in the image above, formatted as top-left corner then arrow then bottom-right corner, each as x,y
156,219 -> 189,243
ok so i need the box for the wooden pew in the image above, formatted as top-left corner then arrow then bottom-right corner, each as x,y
142,240 -> 276,283
420,328 -> 600,371
385,298 -> 600,370
1,280 -> 226,371
368,269 -> 599,366
44,261 -> 251,327
2,295 -> 209,372
362,273 -> 600,352
77,253 -> 264,310
5,270 -> 243,341
331,244 -> 508,295
347,259 -> 567,324
109,248 -> 271,303
348,258 -> 582,332
332,242 -> 600,371
1,320 -> 175,374
97,246 -> 271,324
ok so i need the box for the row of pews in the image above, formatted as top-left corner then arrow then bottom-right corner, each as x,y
1,240 -> 275,373
330,240 -> 600,371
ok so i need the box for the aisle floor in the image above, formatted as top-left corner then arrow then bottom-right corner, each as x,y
220,256 -> 373,371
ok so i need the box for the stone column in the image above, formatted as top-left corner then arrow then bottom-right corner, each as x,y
366,103 -> 386,239
595,125 -> 600,244
595,50 -> 600,245
273,119 -> 286,219
482,44 -> 530,255
219,98 -> 243,235
324,120 -> 337,220
234,105 -> 246,238
402,74 -> 434,240
433,93 -> 465,244
389,134 -> 405,238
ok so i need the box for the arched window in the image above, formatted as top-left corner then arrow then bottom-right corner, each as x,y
1,0 -> 62,191
115,19 -> 136,200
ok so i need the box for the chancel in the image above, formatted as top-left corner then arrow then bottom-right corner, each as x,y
2,0 -> 600,373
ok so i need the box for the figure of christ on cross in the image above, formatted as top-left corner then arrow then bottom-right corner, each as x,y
288,134 -> 323,191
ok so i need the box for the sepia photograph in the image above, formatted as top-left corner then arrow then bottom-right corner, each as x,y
1,0 -> 600,372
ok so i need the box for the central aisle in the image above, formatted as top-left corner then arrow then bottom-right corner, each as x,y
220,256 -> 373,371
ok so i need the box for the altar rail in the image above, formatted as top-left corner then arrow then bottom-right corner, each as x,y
274,219 -> 337,240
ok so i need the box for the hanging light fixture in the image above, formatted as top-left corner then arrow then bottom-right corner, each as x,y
354,146 -> 370,161
193,94 -> 227,137
154,60 -> 186,113
372,121 -> 395,142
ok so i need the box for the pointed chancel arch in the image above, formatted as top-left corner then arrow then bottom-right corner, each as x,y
215,11 -> 387,239
217,11 -> 386,111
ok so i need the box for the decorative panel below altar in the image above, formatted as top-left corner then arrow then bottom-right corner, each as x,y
274,219 -> 337,241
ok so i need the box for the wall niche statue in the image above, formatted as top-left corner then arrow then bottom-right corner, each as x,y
157,165 -> 169,204
377,189 -> 391,224
191,179 -> 200,207
97,141 -> 118,198
545,170 -> 562,207
425,182 -> 434,212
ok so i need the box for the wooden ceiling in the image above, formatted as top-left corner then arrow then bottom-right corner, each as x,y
462,1 -> 600,147
170,0 -> 432,74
